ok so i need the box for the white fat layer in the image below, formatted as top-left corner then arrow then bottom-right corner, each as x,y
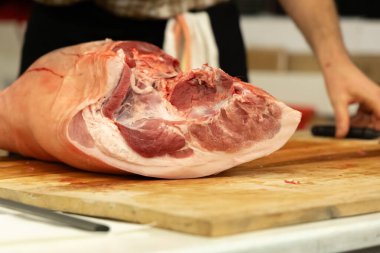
104,49 -> 125,98
129,71 -> 154,94
82,105 -> 130,161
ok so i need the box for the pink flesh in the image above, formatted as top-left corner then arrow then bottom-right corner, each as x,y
116,119 -> 186,158
102,65 -> 131,118
188,97 -> 281,152
350,105 -> 380,130
167,71 -> 233,111
68,112 -> 95,148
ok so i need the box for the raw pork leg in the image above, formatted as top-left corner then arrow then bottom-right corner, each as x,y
0,40 -> 301,178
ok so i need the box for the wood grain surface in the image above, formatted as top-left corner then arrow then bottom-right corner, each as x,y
0,134 -> 379,237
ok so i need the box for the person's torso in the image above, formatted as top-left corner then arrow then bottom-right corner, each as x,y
34,0 -> 230,19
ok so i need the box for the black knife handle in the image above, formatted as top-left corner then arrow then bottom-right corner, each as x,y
311,125 -> 380,139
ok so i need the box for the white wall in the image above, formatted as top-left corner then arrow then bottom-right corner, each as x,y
241,16 -> 380,54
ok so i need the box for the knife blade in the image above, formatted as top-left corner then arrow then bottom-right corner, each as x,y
0,197 -> 109,232
311,125 -> 380,139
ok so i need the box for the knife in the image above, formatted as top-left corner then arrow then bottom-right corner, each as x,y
311,125 -> 380,139
0,198 -> 110,232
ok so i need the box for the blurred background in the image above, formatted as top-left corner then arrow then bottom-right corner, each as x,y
0,0 -> 379,129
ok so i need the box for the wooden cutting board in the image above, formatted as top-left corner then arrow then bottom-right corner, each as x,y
0,134 -> 379,237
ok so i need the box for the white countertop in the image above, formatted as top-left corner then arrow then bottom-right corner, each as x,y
2,206 -> 380,253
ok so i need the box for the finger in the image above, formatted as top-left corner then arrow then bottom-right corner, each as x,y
333,100 -> 350,138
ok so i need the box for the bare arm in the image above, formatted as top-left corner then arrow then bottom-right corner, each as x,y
278,0 -> 380,137
278,0 -> 348,67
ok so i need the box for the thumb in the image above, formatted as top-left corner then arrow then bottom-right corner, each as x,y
333,100 -> 350,138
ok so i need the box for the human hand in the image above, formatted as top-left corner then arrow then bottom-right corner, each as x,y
322,61 -> 380,138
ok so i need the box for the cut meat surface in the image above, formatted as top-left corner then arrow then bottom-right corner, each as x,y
0,40 -> 301,178
116,119 -> 187,158
350,105 -> 380,131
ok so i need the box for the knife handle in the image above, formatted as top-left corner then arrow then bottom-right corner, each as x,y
311,125 -> 379,139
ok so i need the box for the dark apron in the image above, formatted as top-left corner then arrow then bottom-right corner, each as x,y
20,0 -> 248,82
